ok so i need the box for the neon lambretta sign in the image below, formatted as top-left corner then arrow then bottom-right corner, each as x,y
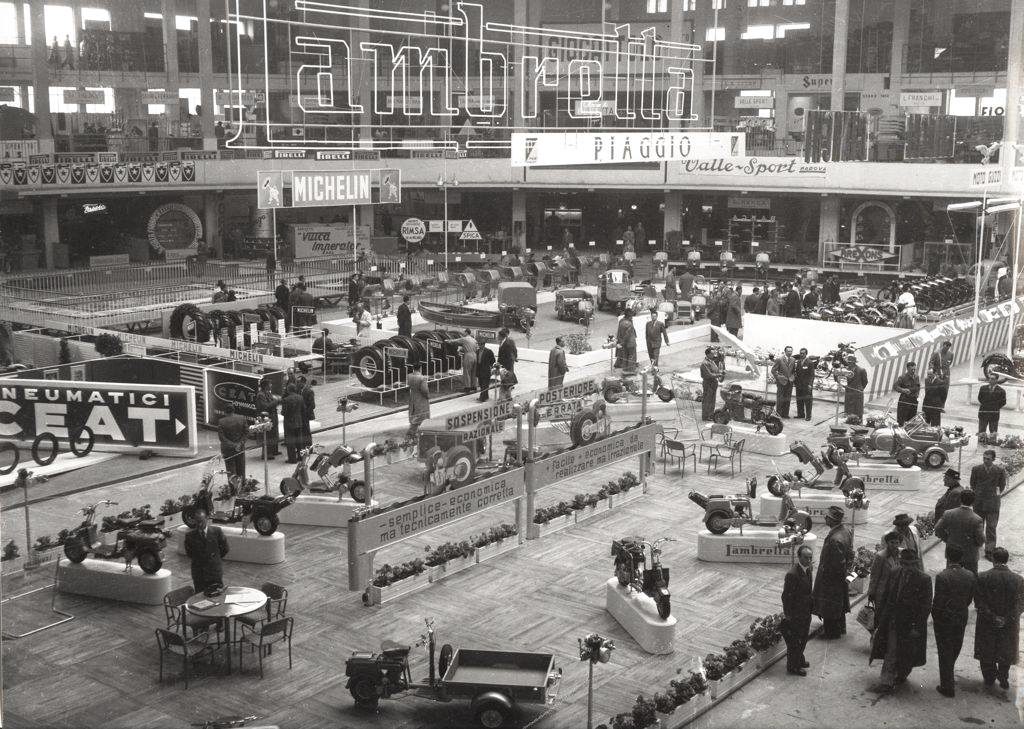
227,0 -> 705,151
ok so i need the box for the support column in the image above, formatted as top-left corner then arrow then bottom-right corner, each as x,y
512,189 -> 527,252
28,0 -> 53,153
161,0 -> 181,96
14,1 -> 25,44
830,0 -> 850,111
41,199 -> 60,269
1001,0 -> 1024,183
195,0 -> 216,150
663,190 -> 683,236
889,0 -> 911,83
204,194 -> 221,257
818,196 -> 841,265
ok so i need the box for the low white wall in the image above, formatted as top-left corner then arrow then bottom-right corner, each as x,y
740,313 -> 906,354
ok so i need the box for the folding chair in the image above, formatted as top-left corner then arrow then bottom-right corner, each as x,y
706,438 -> 745,476
656,431 -> 697,475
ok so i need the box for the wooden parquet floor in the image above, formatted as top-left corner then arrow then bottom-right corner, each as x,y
0,412 -> 995,729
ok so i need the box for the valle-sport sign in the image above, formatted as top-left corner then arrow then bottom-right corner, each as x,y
0,379 -> 198,456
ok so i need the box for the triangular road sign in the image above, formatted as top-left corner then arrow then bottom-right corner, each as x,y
463,219 -> 478,233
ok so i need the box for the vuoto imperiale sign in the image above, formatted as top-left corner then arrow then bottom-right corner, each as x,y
227,0 -> 707,153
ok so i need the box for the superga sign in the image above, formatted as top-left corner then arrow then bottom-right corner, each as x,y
228,1 -> 707,153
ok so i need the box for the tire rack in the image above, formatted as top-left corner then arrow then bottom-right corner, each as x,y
346,337 -> 463,407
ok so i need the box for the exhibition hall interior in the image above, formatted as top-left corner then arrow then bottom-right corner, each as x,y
1,0 -> 1023,727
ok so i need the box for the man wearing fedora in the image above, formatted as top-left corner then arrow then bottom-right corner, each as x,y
932,545 -> 977,697
813,505 -> 854,638
933,468 -> 963,522
934,490 -> 986,575
870,548 -> 932,693
892,513 -> 924,572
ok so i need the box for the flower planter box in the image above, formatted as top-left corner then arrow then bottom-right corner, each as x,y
365,572 -> 428,606
428,554 -> 476,583
609,487 -> 644,510
573,503 -> 605,525
527,513 -> 575,540
475,539 -> 520,564
662,692 -> 713,728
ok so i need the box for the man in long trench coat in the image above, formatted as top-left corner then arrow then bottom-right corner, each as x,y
973,547 -> 1024,689
870,548 -> 932,692
813,505 -> 854,638
843,354 -> 869,422
281,384 -> 306,463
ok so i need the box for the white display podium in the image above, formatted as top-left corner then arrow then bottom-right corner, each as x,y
175,525 -> 286,564
849,463 -> 921,491
725,423 -> 790,456
696,528 -> 818,564
605,578 -> 677,654
57,558 -> 172,605
759,492 -> 867,526
279,494 -> 379,527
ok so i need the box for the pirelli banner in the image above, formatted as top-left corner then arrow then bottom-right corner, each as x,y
347,467 -> 526,591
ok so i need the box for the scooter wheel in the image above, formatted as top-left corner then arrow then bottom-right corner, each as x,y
896,447 -> 918,469
349,679 -> 380,708
279,477 -> 302,497
438,643 -> 454,678
136,549 -> 163,574
63,538 -> 87,563
764,416 -> 784,436
656,387 -> 674,403
655,592 -> 672,620
705,509 -> 733,535
253,512 -> 279,536
615,561 -> 631,587
712,409 -> 731,425
603,383 -> 624,404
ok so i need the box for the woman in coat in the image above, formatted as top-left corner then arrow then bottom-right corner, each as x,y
280,384 -> 306,462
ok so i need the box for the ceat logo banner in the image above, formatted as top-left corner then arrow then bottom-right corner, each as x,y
511,132 -> 744,167
0,379 -> 198,456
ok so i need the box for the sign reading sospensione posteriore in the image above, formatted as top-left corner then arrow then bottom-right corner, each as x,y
349,468 -> 526,553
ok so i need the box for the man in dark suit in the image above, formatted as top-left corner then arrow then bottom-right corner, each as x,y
771,346 -> 796,418
813,505 -> 854,638
783,283 -> 802,317
281,384 -> 306,462
935,489 -> 986,574
497,328 -> 518,382
934,468 -> 963,522
973,547 -> 1024,689
932,545 -> 977,697
548,337 -> 568,387
970,449 -> 1006,560
476,337 -> 496,402
700,347 -> 723,421
869,548 -> 932,692
274,278 -> 290,313
184,508 -> 229,593
397,295 -> 413,336
217,403 -> 249,480
794,348 -> 816,421
782,544 -> 814,676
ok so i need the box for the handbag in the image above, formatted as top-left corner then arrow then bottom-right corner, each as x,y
856,604 -> 876,633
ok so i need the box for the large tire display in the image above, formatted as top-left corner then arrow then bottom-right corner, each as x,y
169,303 -> 212,342
352,346 -> 386,388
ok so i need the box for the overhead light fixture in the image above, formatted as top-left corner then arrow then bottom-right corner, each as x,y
986,197 -> 1020,205
946,201 -> 983,211
985,202 -> 1022,214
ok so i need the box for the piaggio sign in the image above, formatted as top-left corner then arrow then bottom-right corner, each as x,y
0,379 -> 198,456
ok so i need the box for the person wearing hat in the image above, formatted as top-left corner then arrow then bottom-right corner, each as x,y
700,347 -> 724,422
645,308 -> 669,366
892,513 -> 924,572
973,547 -> 1024,689
935,489 -> 986,575
976,370 -> 1006,444
933,468 -> 963,522
812,505 -> 854,639
970,449 -> 1007,561
932,545 -> 977,697
781,544 -> 814,676
842,354 -> 869,422
922,361 -> 949,426
869,547 -> 932,693
893,361 -> 921,425
867,531 -> 902,607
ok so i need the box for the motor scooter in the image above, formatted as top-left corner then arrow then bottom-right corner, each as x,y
602,367 -> 674,403
278,444 -> 369,501
610,537 -> 674,619
62,499 -> 170,573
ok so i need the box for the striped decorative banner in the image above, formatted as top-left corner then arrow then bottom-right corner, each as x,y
864,297 -> 1023,399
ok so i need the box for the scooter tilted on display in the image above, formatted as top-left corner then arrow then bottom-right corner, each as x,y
610,536 -> 675,619
278,444 -> 369,502
602,366 -> 675,403
688,477 -> 813,536
62,500 -> 170,574
183,459 -> 295,536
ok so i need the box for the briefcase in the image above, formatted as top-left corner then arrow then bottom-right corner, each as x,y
856,604 -> 876,633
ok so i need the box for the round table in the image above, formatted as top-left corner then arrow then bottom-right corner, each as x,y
185,586 -> 267,673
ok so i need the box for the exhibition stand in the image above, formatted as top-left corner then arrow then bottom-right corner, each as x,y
718,423 -> 789,456
174,525 -> 286,564
280,494 -> 379,527
758,492 -> 867,525
696,529 -> 818,564
604,577 -> 677,654
848,463 -> 921,491
56,557 -> 172,605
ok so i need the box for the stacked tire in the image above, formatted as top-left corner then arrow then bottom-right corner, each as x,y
169,303 -> 286,346
351,329 -> 464,388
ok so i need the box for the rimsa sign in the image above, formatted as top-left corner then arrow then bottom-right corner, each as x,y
228,1 -> 707,152
0,379 -> 198,456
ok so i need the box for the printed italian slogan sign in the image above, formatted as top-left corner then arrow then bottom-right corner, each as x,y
529,423 -> 660,486
0,379 -> 198,456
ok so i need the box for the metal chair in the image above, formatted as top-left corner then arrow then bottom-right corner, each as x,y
706,438 -> 745,476
656,431 -> 697,475
236,583 -> 288,629
163,587 -> 222,641
238,617 -> 294,678
697,423 -> 733,463
155,628 -> 213,688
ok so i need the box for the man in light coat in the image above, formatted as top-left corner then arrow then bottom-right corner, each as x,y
771,346 -> 796,418
934,489 -> 986,574
548,337 -> 568,388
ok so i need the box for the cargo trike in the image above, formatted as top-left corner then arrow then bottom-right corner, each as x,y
345,618 -> 562,729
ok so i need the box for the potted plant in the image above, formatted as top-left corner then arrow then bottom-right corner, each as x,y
571,491 -> 604,523
94,333 -> 124,357
745,613 -> 786,669
425,540 -> 476,582
702,652 -> 729,699
474,523 -> 520,563
848,545 -> 876,594
159,498 -> 184,527
914,511 -> 937,540
667,670 -> 711,718
363,558 -> 427,605
610,472 -> 645,509
528,501 -> 575,539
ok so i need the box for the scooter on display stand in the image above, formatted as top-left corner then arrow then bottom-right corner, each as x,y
610,536 -> 675,619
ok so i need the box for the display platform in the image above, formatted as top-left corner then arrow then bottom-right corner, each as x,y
604,577 -> 677,655
603,399 -> 677,421
174,525 -> 286,564
279,494 -> 379,527
759,492 -> 867,526
56,557 -> 172,605
724,423 -> 790,456
848,463 -> 921,491
696,528 -> 818,564
0,451 -> 119,489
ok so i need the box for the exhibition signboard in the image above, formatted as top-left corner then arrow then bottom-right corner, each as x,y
0,378 -> 198,456
204,368 -> 285,427
511,132 -> 744,167
528,424 -> 659,488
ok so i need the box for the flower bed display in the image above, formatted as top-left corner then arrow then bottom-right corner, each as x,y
473,523 -> 520,563
425,541 -> 476,582
365,558 -> 427,605
527,503 -> 575,539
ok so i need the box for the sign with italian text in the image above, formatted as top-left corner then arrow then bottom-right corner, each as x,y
512,132 -> 743,167
529,423 -> 659,488
0,379 -> 198,456
899,91 -> 942,107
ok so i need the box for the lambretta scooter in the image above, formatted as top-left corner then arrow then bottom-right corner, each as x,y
602,366 -> 674,403
62,499 -> 170,574
279,444 -> 369,502
611,536 -> 674,619
688,477 -> 813,536
183,459 -> 294,536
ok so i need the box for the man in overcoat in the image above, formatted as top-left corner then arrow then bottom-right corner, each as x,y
476,337 -> 496,401
782,544 -> 814,676
843,354 -> 869,421
793,349 -> 816,421
932,545 -> 977,697
867,531 -> 901,606
700,348 -> 723,422
870,548 -> 932,692
933,468 -> 963,522
184,508 -> 229,593
934,489 -> 986,574
813,505 -> 854,638
771,345 -> 796,418
281,384 -> 306,462
548,337 -> 568,388
970,449 -> 1007,560
254,379 -> 281,458
973,547 -> 1024,689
